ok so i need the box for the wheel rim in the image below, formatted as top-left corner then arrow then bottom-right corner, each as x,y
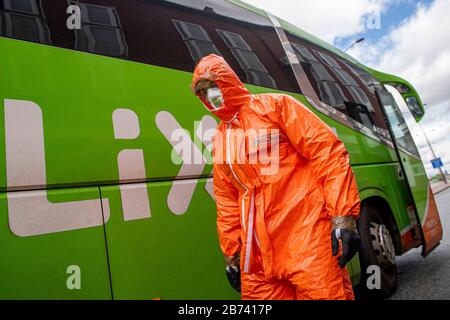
369,222 -> 396,266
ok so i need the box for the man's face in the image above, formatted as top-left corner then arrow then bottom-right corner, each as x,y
195,80 -> 224,112
195,80 -> 217,100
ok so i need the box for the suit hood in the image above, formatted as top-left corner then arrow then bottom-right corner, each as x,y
191,54 -> 251,122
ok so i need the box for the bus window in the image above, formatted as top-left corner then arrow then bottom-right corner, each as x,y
32,0 -> 299,93
339,60 -> 389,133
344,62 -> 382,93
2,0 -> 41,14
292,42 -> 346,111
0,0 -> 50,44
72,2 -> 128,57
173,20 -> 221,63
287,35 -> 389,134
378,89 -> 420,157
291,43 -> 318,62
333,68 -> 358,87
346,86 -> 374,112
345,101 -> 376,129
312,50 -> 375,115
309,63 -> 334,82
317,81 -> 346,110
314,50 -> 340,69
217,29 -> 276,89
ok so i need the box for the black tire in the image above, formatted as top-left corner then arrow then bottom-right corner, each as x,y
356,203 -> 398,299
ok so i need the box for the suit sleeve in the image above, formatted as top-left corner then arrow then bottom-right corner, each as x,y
213,160 -> 242,257
274,95 -> 360,219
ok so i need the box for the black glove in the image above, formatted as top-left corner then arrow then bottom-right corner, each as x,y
225,265 -> 241,293
331,228 -> 360,268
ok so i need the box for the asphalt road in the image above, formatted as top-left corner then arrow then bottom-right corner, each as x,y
390,187 -> 450,300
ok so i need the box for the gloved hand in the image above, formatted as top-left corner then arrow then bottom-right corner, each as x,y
331,216 -> 360,268
224,255 -> 241,293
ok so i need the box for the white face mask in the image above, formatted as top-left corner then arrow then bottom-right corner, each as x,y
206,87 -> 224,111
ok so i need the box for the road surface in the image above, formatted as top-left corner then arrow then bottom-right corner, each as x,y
390,188 -> 450,299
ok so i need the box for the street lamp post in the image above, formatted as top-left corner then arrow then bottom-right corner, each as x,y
418,123 -> 448,184
344,37 -> 365,52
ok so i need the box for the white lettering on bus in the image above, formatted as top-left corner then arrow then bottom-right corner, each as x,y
113,108 -> 151,221
4,99 -> 110,237
3,99 -> 216,237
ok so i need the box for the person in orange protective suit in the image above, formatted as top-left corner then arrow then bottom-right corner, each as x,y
191,54 -> 361,300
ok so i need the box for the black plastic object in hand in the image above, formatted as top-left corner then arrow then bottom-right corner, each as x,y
331,229 -> 360,268
226,265 -> 241,293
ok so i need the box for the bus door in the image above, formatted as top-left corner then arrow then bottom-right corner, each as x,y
376,87 -> 443,256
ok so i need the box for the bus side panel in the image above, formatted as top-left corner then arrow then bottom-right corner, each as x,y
0,187 -> 111,299
0,36 -> 402,192
0,37 -> 212,191
400,151 -> 429,222
421,186 -> 443,255
399,150 -> 443,254
353,163 -> 422,252
100,179 -> 239,300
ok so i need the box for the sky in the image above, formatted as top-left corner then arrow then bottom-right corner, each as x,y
244,0 -> 450,178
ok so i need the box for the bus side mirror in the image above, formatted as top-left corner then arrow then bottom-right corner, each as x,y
405,96 -> 425,121
387,82 -> 426,122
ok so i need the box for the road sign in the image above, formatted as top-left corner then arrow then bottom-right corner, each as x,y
431,158 -> 443,169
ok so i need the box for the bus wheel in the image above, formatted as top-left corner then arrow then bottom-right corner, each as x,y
356,203 -> 398,299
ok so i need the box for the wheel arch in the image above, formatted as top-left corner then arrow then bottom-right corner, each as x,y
359,192 -> 404,256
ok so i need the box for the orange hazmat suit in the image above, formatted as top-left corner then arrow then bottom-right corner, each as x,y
191,54 -> 361,300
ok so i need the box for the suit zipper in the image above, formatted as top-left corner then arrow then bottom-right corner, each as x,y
226,123 -> 258,273
226,123 -> 248,232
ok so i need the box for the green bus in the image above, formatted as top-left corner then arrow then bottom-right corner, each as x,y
0,0 -> 443,299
